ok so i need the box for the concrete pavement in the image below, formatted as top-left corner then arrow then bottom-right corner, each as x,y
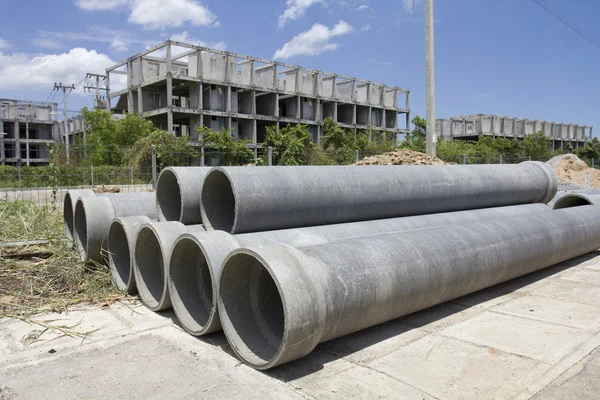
3,251 -> 600,399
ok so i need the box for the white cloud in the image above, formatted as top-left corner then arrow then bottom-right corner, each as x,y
356,4 -> 373,12
30,38 -> 63,49
169,31 -> 226,50
0,48 -> 125,92
128,0 -> 218,30
75,0 -> 129,11
360,24 -> 371,31
34,28 -> 143,52
278,0 -> 323,29
273,20 -> 354,60
0,38 -> 9,49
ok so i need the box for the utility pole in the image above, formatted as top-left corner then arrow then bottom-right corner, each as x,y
83,73 -> 108,108
425,0 -> 436,157
54,82 -> 75,163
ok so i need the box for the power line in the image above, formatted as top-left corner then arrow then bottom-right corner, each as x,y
532,0 -> 600,49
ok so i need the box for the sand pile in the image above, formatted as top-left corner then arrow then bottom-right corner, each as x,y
546,154 -> 600,189
357,149 -> 447,165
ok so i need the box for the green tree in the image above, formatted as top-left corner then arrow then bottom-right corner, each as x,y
400,116 -> 426,152
520,131 -> 553,161
197,126 -> 254,165
263,124 -> 316,165
129,130 -> 198,172
576,137 -> 600,163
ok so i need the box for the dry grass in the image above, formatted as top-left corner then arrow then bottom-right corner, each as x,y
0,200 -> 125,318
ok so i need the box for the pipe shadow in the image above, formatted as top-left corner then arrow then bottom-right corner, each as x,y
168,315 -> 237,357
264,250 -> 600,382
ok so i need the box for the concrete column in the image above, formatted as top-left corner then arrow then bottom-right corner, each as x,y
168,110 -> 174,135
0,119 -> 5,165
127,91 -> 134,114
15,121 -> 20,163
405,90 -> 410,134
296,96 -> 301,119
105,74 -> 111,111
333,101 -> 338,123
25,118 -> 30,166
138,86 -> 144,114
252,119 -> 257,146
352,104 -> 356,125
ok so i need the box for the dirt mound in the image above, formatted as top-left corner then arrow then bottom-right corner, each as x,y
546,154 -> 600,189
94,186 -> 121,194
357,149 -> 447,166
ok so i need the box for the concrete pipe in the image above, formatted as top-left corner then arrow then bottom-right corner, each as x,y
108,215 -> 153,293
169,204 -> 550,336
548,189 -> 600,208
553,193 -> 600,209
200,162 -> 557,234
219,206 -> 600,369
74,193 -> 158,263
133,221 -> 206,311
63,189 -> 96,241
156,167 -> 211,223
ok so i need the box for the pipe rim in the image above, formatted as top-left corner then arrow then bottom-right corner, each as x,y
219,248 -> 288,369
521,161 -> 558,204
108,219 -> 133,291
169,235 -> 217,335
200,168 -> 237,233
73,199 -> 89,261
553,194 -> 595,209
134,224 -> 167,310
156,168 -> 183,222
63,193 -> 75,241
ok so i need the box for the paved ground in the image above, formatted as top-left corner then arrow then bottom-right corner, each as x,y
3,252 -> 600,399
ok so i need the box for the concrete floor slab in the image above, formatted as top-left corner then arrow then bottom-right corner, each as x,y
533,279 -> 600,307
560,268 -> 600,286
301,365 -> 435,399
440,311 -> 593,363
366,335 -> 548,400
491,295 -> 600,331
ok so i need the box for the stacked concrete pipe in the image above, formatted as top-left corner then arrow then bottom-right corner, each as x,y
200,162 -> 557,234
169,203 -> 551,336
133,221 -> 206,311
63,189 -> 96,241
74,193 -> 157,263
553,192 -> 600,209
156,166 -> 211,223
218,206 -> 600,369
108,215 -> 154,293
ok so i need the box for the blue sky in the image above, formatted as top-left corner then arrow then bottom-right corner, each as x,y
0,0 -> 598,134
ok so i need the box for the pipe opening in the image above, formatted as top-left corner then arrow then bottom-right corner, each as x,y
156,169 -> 182,222
135,227 -> 165,307
170,238 -> 214,332
554,196 -> 593,209
201,170 -> 235,232
108,221 -> 131,290
64,194 -> 75,240
220,253 -> 284,366
74,201 -> 88,259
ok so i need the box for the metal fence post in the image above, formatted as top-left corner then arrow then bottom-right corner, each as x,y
201,146 -> 205,167
151,145 -> 157,189
254,146 -> 258,163
130,166 -> 134,186
462,154 -> 466,165
593,158 -> 595,169
91,165 -> 94,187
17,160 -> 21,188
355,150 -> 359,164
268,146 -> 273,166
529,156 -> 532,162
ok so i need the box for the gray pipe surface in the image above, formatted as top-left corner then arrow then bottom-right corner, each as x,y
200,162 -> 557,233
74,193 -> 158,262
553,193 -> 600,209
156,167 -> 211,223
169,203 -> 550,336
63,189 -> 96,241
133,221 -> 206,311
218,206 -> 600,369
108,215 -> 153,293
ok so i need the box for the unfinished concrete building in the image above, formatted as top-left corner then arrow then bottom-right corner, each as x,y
0,99 -> 58,165
105,40 -> 410,146
436,114 -> 592,150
